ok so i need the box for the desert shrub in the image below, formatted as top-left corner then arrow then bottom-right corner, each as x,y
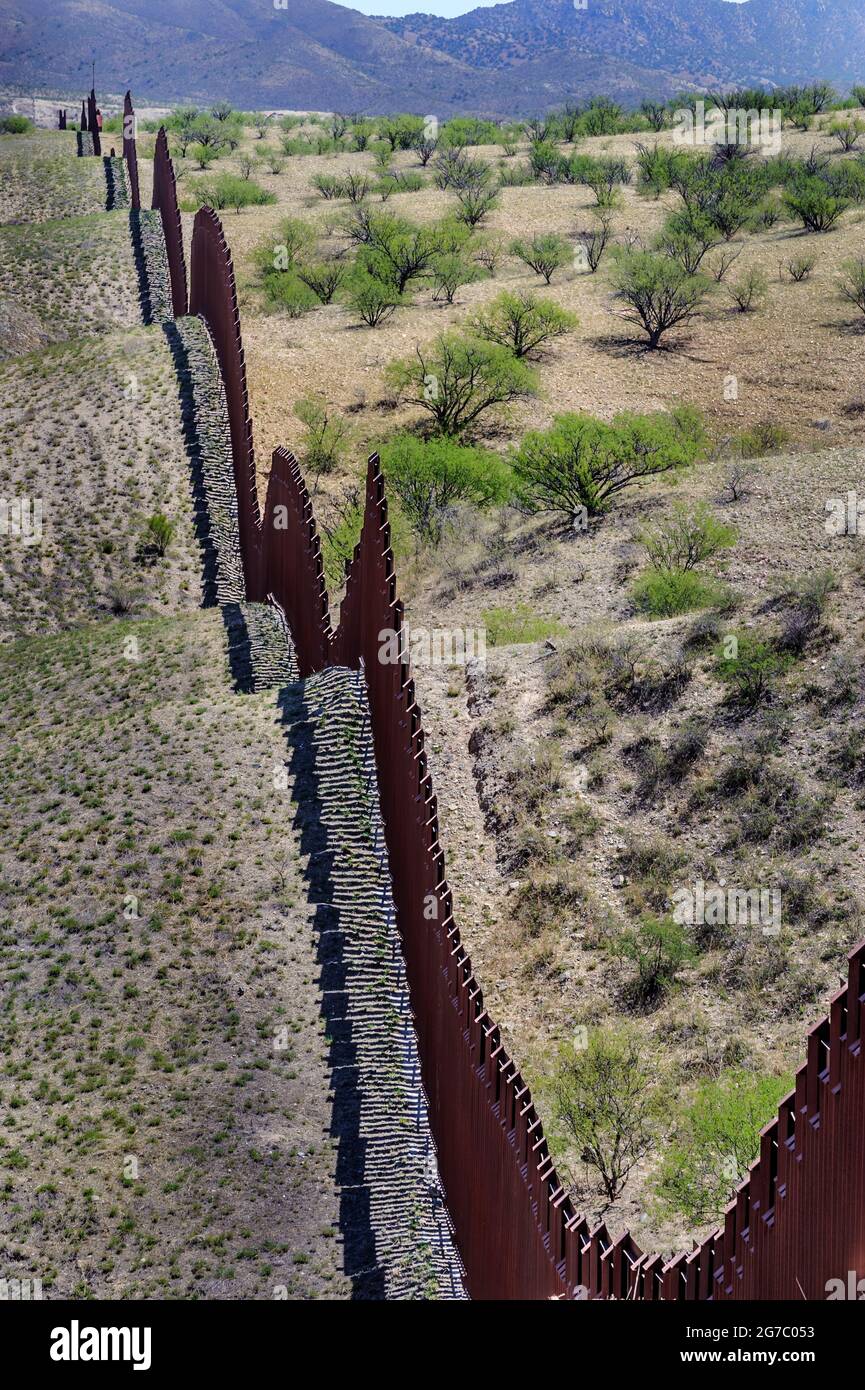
748,198 -> 784,230
261,273 -> 317,317
341,170 -> 371,204
439,115 -> 499,148
638,503 -> 737,573
295,259 -> 347,304
454,183 -> 500,227
189,114 -> 228,150
343,268 -> 402,327
610,249 -> 711,348
552,1030 -> 657,1200
774,569 -> 838,654
726,267 -> 768,312
354,212 -> 444,294
385,332 -> 537,435
294,396 -> 348,478
470,290 -> 577,358
254,218 -> 316,275
617,915 -> 694,1005
830,118 -> 864,151
512,408 -> 705,523
528,140 -> 567,184
434,147 -> 490,190
640,102 -> 668,132
655,1070 -> 792,1224
189,143 -> 218,171
729,420 -> 789,458
377,171 -> 426,202
838,256 -> 865,316
0,115 -> 34,134
498,161 -> 535,188
783,253 -> 816,282
715,633 -> 787,707
674,162 -> 766,239
707,243 -> 743,282
825,160 -> 865,204
190,174 -> 275,212
568,154 -> 630,206
472,235 -> 506,274
378,435 -> 511,544
510,233 -> 571,284
144,513 -> 174,557
429,253 -> 481,304
576,210 -> 614,273
311,173 -> 347,199
261,148 -> 284,175
656,209 -> 721,274
783,176 -> 849,231
634,141 -> 681,196
633,569 -> 730,619
413,133 -> 438,166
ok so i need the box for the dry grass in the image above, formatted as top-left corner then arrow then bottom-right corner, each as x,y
0,609 -> 348,1299
0,327 -> 203,640
0,130 -> 107,224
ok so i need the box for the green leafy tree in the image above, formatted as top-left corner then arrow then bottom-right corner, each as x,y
611,249 -> 711,348
617,914 -> 694,1004
430,253 -> 481,304
784,176 -> 849,232
655,1070 -> 793,1224
343,268 -> 402,327
386,333 -> 537,435
513,409 -> 705,523
191,174 -> 276,213
295,259 -> 347,304
552,1029 -> 657,1201
471,290 -> 577,358
511,233 -> 571,284
294,395 -> 348,479
715,632 -> 786,708
379,435 -> 512,544
638,503 -> 736,573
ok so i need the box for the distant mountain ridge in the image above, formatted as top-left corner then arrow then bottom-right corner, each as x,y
380,0 -> 865,89
1,0 -> 863,117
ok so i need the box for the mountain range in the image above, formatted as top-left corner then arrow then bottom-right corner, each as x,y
1,0 -> 863,117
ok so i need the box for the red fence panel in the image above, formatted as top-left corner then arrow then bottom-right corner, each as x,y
177,198 -> 865,1302
122,91 -> 140,210
151,128 -> 188,319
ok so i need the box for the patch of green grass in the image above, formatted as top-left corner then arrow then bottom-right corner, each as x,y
482,603 -> 567,646
633,568 -> 730,619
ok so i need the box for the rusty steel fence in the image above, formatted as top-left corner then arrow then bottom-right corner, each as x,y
122,91 -> 140,210
152,125 -> 865,1298
151,127 -> 188,319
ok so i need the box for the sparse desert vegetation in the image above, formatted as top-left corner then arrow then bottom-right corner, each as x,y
4,73 -> 865,1294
